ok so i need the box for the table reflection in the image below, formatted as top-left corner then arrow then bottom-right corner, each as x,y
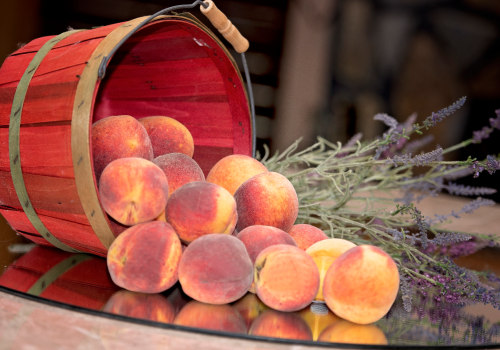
0,240 -> 499,347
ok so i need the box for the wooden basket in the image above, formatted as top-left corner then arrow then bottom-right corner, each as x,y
0,12 -> 252,256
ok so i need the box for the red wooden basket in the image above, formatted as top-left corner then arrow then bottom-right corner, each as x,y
0,4 -> 253,256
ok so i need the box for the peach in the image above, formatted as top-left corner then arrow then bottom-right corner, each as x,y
299,304 -> 341,341
103,290 -> 176,323
92,115 -> 153,181
106,221 -> 182,294
165,181 -> 237,243
177,234 -> 253,304
306,238 -> 357,301
237,224 -> 297,294
234,172 -> 298,232
318,319 -> 388,345
153,153 -> 205,196
139,116 -> 194,158
236,225 -> 297,263
323,245 -> 400,324
249,309 -> 312,341
206,154 -> 268,195
288,224 -> 328,250
254,244 -> 319,312
99,157 -> 169,226
174,301 -> 247,334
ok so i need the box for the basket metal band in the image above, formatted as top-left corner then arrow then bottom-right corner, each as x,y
9,30 -> 81,253
27,254 -> 92,296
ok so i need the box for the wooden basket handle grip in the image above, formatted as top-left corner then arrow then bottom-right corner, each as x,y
200,0 -> 249,53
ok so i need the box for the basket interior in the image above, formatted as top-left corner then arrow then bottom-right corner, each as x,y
93,18 -> 252,175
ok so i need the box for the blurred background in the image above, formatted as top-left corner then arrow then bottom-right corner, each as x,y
1,0 -> 499,200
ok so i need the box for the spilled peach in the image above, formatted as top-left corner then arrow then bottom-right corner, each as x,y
139,116 -> 194,158
106,221 -> 182,294
206,154 -> 268,195
306,238 -> 357,301
254,244 -> 319,312
99,157 -> 169,226
234,172 -> 298,232
288,224 -> 328,250
236,225 -> 297,263
323,245 -> 400,324
177,234 -> 253,304
153,153 -> 205,196
165,181 -> 237,243
92,115 -> 153,181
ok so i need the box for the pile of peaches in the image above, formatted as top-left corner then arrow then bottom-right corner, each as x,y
93,115 -> 400,326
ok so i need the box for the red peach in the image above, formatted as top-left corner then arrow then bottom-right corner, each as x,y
323,245 -> 400,324
92,115 -> 153,181
254,244 -> 319,312
139,116 -> 194,158
106,221 -> 182,294
153,153 -> 205,196
234,172 -> 298,232
236,225 -> 297,263
206,154 -> 268,195
99,157 -> 169,226
165,181 -> 237,244
177,234 -> 253,304
306,238 -> 357,301
288,224 -> 329,250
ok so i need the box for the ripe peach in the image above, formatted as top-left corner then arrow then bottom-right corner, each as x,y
234,172 -> 298,232
323,245 -> 400,324
177,234 -> 253,304
107,221 -> 182,294
139,116 -> 194,158
165,181 -> 237,243
236,225 -> 297,263
174,301 -> 247,334
99,157 -> 169,226
318,319 -> 388,345
306,238 -> 357,301
254,244 -> 319,312
249,309 -> 312,341
206,154 -> 268,195
103,290 -> 176,323
237,224 -> 297,294
288,224 -> 329,250
153,153 -> 205,196
92,115 -> 153,181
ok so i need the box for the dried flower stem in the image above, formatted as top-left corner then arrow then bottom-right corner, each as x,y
259,98 -> 500,310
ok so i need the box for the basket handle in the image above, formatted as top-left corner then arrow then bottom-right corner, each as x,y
97,0 -> 256,157
200,0 -> 249,53
98,0 -> 248,78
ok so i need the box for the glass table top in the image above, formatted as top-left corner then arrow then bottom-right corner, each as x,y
1,214 -> 499,349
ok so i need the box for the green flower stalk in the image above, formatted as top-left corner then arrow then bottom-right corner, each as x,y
259,98 -> 500,311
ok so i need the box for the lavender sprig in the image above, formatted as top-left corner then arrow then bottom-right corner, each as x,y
261,97 -> 500,311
